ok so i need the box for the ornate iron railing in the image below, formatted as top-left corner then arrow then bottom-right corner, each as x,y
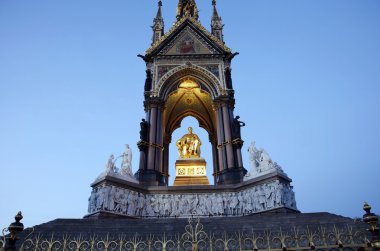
1,227 -> 6,251
12,218 -> 371,251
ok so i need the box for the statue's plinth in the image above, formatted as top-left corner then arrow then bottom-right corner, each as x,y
174,158 -> 209,186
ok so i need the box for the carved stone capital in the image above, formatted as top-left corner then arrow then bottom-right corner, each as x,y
213,96 -> 235,109
144,97 -> 165,110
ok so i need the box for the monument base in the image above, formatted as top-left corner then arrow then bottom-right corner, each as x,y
173,158 -> 209,186
87,170 -> 298,218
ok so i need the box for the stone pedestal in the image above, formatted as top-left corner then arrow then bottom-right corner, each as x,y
87,171 -> 298,218
174,158 -> 209,186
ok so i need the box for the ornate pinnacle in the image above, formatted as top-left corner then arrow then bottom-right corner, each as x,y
152,0 -> 164,44
211,0 -> 223,41
176,0 -> 199,21
212,0 -> 219,17
157,0 -> 162,16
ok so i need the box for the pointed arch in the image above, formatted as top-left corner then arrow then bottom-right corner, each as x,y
154,64 -> 222,99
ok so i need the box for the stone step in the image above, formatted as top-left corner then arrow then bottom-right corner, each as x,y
22,212 -> 360,240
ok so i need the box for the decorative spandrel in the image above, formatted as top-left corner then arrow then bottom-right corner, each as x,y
176,127 -> 202,159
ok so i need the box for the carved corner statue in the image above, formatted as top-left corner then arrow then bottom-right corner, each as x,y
232,115 -> 245,139
121,144 -> 132,176
144,69 -> 152,92
105,154 -> 115,174
225,67 -> 233,89
139,118 -> 149,142
176,127 -> 202,159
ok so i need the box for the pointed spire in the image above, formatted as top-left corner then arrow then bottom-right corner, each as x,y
212,0 -> 219,17
152,0 -> 165,45
211,0 -> 224,42
176,0 -> 199,21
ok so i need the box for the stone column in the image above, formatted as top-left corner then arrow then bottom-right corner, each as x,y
236,145 -> 243,168
136,98 -> 165,186
222,104 -> 234,169
154,107 -> 163,170
211,141 -> 219,184
147,106 -> 157,169
215,105 -> 226,172
214,96 -> 246,185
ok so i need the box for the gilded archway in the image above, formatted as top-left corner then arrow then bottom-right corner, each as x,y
161,79 -> 218,184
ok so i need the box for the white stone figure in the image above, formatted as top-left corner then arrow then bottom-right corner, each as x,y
246,141 -> 285,180
215,194 -> 224,215
171,195 -> 180,217
144,195 -> 154,216
105,154 -> 116,174
127,191 -> 137,215
274,181 -> 283,207
163,195 -> 172,216
136,193 -> 145,216
96,187 -> 105,210
258,150 -> 273,172
252,188 -> 260,212
291,188 -> 296,208
192,195 -> 199,215
244,189 -> 253,213
107,186 -> 115,211
204,195 -> 213,215
248,141 -> 258,163
226,193 -> 237,215
114,188 -> 123,213
102,186 -> 111,210
265,184 -> 274,209
152,195 -> 160,216
284,185 -> 297,209
258,186 -> 266,211
237,192 -> 244,215
183,195 -> 190,215
88,189 -> 97,213
196,196 -> 206,215
121,144 -> 133,176
122,190 -> 129,214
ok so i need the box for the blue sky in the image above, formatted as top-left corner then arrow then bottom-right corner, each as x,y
0,0 -> 379,228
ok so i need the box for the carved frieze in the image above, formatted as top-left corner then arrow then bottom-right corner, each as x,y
88,179 -> 297,218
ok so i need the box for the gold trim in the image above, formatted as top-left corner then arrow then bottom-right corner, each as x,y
138,140 -> 165,151
217,140 -> 232,148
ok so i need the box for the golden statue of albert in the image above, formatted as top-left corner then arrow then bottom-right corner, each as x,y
176,127 -> 202,159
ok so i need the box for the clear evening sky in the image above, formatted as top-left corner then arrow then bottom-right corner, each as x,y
0,1 -> 379,228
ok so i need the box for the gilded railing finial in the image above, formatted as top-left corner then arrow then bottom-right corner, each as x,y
363,202 -> 380,250
3,212 -> 24,251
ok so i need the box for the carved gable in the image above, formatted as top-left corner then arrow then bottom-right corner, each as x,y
161,27 -> 216,55
146,18 -> 230,56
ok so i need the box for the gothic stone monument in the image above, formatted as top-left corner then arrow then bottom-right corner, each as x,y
6,2 -> 376,251
86,0 -> 297,219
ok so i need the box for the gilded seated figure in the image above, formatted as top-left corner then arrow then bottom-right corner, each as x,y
176,127 -> 201,158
